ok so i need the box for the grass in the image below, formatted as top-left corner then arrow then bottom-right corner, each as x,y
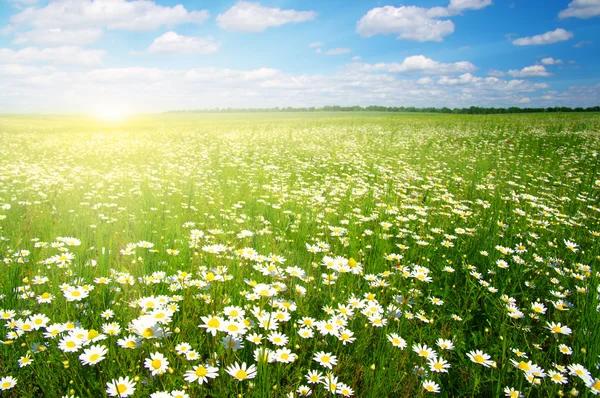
0,112 -> 599,397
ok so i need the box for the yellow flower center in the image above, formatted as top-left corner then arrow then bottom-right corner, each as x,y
117,384 -> 127,393
207,318 -> 220,328
552,325 -> 561,333
126,341 -> 136,348
90,354 -> 99,362
517,361 -> 530,371
235,369 -> 247,380
66,341 -> 76,348
2,382 -> 11,389
152,359 -> 162,369
321,356 -> 330,363
196,366 -> 207,377
142,328 -> 155,338
473,355 -> 485,363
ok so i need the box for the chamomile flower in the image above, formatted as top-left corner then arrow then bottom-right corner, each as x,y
106,376 -> 136,397
184,364 -> 219,385
145,352 -> 169,376
225,362 -> 257,381
423,380 -> 440,393
313,351 -> 337,369
79,344 -> 108,366
0,376 -> 17,391
467,350 -> 494,367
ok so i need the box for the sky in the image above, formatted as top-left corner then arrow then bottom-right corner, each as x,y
0,0 -> 599,113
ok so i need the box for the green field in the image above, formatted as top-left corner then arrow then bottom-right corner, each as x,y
0,113 -> 599,397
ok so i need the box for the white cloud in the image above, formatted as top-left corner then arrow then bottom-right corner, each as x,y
87,67 -> 166,82
355,55 -> 476,75
147,32 -> 219,55
356,5 -> 455,42
326,48 -> 351,55
559,0 -> 600,19
0,46 -> 105,66
11,0 -> 209,32
448,0 -> 493,11
574,40 -> 592,48
540,57 -> 562,65
487,69 -> 505,77
438,73 -> 477,85
512,28 -> 573,46
216,1 -> 317,33
507,65 -> 551,77
2,64 -> 596,113
13,28 -> 103,46
309,42 -> 323,48
519,97 -> 531,103
351,56 -> 362,61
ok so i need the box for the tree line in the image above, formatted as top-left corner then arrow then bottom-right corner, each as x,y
168,105 -> 600,114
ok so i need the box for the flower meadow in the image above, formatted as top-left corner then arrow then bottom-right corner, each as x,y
0,113 -> 599,397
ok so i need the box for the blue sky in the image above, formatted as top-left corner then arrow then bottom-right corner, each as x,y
0,0 -> 598,113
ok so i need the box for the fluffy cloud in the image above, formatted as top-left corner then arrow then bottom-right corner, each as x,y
356,0 -> 491,42
448,0 -> 493,11
3,63 -> 594,113
512,28 -> 574,46
573,40 -> 592,48
12,0 -> 210,30
309,42 -> 323,48
507,65 -> 551,77
354,55 -> 476,75
559,0 -> 600,19
147,32 -> 219,55
216,1 -> 317,33
356,5 -> 455,42
541,57 -> 562,65
326,48 -> 352,55
0,46 -> 105,66
13,28 -> 103,46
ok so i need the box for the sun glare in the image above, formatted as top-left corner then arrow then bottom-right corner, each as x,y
90,106 -> 130,123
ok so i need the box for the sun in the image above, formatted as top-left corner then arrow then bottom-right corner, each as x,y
89,106 -> 131,123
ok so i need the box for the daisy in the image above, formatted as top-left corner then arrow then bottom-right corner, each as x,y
504,387 -> 522,398
225,362 -> 257,381
145,352 -> 169,376
199,315 -> 223,336
170,391 -> 189,398
117,335 -> 140,350
588,379 -> 600,395
313,351 -> 337,369
0,376 -> 17,391
58,335 -> 83,353
18,354 -> 33,368
546,322 -> 572,335
423,380 -> 440,393
387,333 -> 407,349
175,342 -> 192,355
267,331 -> 289,346
184,364 -> 219,385
559,344 -> 572,355
413,343 -> 437,359
467,350 -> 494,367
428,357 -> 450,373
306,370 -> 323,384
79,344 -> 108,366
548,370 -> 568,384
274,348 -> 297,363
436,338 -> 454,351
106,376 -> 136,397
337,383 -> 354,397
338,329 -> 356,345
568,364 -> 593,384
297,385 -> 312,396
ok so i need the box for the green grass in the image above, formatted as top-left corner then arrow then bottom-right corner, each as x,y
0,113 -> 599,397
